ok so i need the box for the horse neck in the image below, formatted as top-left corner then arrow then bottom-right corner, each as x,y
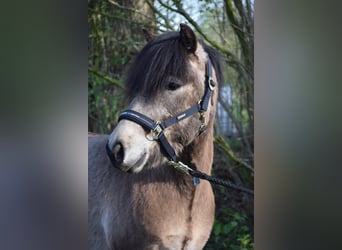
180,116 -> 215,175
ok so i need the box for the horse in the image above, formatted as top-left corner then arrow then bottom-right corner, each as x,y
88,23 -> 223,250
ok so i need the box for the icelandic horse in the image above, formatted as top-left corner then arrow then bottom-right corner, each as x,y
89,23 -> 223,250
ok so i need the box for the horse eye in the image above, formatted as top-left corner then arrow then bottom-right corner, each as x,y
166,82 -> 180,91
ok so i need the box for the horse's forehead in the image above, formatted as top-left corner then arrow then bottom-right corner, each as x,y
125,37 -> 209,99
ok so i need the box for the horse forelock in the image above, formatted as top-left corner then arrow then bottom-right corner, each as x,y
124,32 -> 213,100
124,32 -> 185,99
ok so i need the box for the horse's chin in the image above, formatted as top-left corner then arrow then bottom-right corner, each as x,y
124,157 -> 169,174
120,153 -> 148,174
127,164 -> 145,174
118,165 -> 143,174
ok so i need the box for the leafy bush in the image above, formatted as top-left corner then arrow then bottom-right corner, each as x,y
88,73 -> 125,134
206,207 -> 253,250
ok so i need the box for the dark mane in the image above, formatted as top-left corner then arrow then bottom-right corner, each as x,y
124,31 -> 223,99
201,41 -> 224,88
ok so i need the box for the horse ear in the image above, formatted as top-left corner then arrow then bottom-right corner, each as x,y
179,23 -> 197,53
142,28 -> 155,42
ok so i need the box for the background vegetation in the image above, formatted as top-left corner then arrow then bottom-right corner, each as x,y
88,0 -> 254,249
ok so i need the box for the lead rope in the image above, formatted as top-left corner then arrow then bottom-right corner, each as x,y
168,161 -> 254,195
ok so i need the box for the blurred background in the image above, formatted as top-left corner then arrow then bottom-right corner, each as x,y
88,0 -> 254,249
1,0 -> 341,249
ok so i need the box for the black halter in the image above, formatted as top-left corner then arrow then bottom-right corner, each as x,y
105,59 -> 254,195
107,59 -> 215,164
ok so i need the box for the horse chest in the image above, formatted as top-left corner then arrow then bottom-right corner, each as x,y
133,183 -> 214,249
101,182 -> 214,249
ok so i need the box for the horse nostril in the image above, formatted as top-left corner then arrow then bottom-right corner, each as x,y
113,142 -> 124,165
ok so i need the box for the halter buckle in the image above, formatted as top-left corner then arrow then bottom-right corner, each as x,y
168,161 -> 191,175
152,122 -> 163,139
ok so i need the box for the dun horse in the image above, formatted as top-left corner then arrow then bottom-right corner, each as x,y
89,24 -> 223,249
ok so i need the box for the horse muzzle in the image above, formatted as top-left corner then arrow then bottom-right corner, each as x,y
106,121 -> 151,173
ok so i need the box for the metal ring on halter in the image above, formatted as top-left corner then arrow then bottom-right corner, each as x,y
208,77 -> 216,91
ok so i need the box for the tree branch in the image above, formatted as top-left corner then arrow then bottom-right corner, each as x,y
218,95 -> 254,158
89,7 -> 155,30
108,0 -> 156,23
215,135 -> 254,173
225,0 -> 253,74
88,67 -> 124,89
144,0 -> 175,31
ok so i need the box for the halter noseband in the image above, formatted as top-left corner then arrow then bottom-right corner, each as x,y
106,59 -> 216,184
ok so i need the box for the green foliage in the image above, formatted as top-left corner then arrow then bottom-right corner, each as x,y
88,0 -> 152,133
88,72 -> 125,134
210,136 -> 254,249
206,208 -> 254,250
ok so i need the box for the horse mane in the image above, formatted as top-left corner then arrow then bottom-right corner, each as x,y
200,41 -> 224,87
124,31 -> 223,99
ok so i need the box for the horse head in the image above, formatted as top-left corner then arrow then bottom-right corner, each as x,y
107,24 -> 221,173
